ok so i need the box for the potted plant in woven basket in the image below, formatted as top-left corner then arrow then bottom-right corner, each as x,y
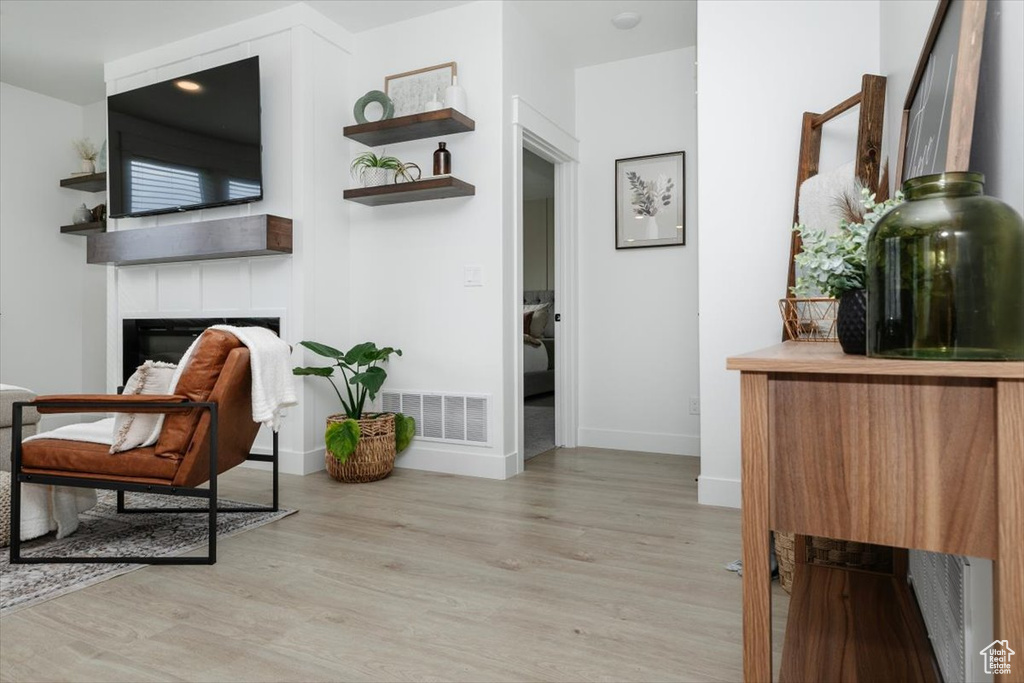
293,341 -> 415,483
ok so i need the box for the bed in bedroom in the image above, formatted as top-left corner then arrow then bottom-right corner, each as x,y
524,290 -> 555,398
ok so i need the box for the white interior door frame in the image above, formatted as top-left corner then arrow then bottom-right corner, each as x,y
511,96 -> 579,475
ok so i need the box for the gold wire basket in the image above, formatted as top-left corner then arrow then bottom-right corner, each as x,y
778,298 -> 838,342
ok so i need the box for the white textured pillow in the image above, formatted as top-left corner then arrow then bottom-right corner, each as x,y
110,361 -> 177,454
523,302 -> 550,338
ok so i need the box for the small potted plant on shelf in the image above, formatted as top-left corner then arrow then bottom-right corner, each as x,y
293,341 -> 415,482
350,150 -> 419,188
792,186 -> 903,355
72,138 -> 99,175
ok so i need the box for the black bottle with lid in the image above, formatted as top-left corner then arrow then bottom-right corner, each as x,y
433,142 -> 451,176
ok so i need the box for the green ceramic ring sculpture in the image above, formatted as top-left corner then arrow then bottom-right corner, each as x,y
353,90 -> 394,124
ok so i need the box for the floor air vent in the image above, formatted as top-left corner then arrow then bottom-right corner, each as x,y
380,391 -> 489,446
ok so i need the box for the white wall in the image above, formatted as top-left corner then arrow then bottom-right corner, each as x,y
348,2 -> 511,478
696,1 -> 881,507
575,47 -> 699,456
502,3 -> 576,137
0,83 -> 107,428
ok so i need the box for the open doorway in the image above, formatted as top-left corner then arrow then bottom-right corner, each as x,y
510,97 -> 580,476
522,150 -> 556,460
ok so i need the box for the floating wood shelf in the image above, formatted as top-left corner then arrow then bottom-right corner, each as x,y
61,221 -> 106,236
344,177 -> 475,206
779,564 -> 941,683
60,172 -> 106,193
343,109 -> 475,146
86,214 -> 292,266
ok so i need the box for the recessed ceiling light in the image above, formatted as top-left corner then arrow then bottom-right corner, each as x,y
612,12 -> 642,30
175,80 -> 202,92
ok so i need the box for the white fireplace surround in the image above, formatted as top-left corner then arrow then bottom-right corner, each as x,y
104,4 -> 353,476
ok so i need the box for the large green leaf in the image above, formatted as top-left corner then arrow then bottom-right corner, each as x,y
299,340 -> 345,360
292,366 -> 335,377
394,412 -> 415,453
325,419 -> 361,463
373,346 -> 402,363
350,365 -> 387,399
344,342 -> 379,367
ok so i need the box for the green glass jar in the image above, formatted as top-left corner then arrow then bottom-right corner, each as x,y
866,172 -> 1024,360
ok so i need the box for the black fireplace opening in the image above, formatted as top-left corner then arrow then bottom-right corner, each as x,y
122,317 -> 281,384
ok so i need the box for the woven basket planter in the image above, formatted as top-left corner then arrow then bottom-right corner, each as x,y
325,413 -> 396,483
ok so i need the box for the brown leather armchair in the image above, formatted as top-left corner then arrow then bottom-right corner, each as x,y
9,329 -> 279,565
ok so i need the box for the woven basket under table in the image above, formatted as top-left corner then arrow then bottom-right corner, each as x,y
325,413 -> 396,483
774,531 -> 893,595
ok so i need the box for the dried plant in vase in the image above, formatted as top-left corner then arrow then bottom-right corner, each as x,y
72,138 -> 98,174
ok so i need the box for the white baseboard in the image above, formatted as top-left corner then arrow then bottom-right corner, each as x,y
577,427 -> 699,456
243,447 -> 325,476
396,445 -> 514,480
697,475 -> 740,508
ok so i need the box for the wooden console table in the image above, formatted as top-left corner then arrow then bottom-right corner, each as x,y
727,342 -> 1023,682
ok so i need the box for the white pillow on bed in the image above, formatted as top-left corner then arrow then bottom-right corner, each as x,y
110,361 -> 177,454
523,303 -> 550,338
523,337 -> 549,373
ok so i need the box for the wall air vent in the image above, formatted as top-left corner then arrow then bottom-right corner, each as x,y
379,391 -> 490,446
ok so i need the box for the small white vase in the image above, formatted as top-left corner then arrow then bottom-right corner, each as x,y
636,215 -> 659,240
72,203 -> 93,224
444,75 -> 467,114
361,168 -> 391,187
81,159 -> 96,174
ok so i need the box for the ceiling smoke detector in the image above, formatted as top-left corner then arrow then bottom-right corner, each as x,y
611,12 -> 642,30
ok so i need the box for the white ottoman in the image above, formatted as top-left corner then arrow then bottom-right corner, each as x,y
1,384 -> 41,472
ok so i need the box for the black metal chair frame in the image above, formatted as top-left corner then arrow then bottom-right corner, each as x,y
8,399 -> 279,566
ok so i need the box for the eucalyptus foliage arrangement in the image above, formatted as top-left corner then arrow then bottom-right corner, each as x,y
293,341 -> 415,462
627,171 -> 673,217
792,187 -> 903,298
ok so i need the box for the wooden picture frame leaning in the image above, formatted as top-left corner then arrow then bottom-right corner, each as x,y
896,0 -> 988,187
384,62 -> 457,118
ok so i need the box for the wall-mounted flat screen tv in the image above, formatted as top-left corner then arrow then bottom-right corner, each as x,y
108,56 -> 262,218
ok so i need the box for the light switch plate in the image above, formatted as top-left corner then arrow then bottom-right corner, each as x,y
464,265 -> 483,287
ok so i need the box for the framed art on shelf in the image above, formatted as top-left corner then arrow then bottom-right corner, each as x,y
895,0 -> 987,186
385,62 -> 457,117
615,151 -> 685,249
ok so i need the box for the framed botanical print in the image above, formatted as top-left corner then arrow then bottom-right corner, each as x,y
615,151 -> 685,249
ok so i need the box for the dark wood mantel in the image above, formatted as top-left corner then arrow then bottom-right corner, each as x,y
86,214 -> 292,266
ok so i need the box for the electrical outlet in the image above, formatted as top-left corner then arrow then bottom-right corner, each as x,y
689,396 -> 700,415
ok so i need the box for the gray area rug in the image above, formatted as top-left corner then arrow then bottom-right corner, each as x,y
524,404 -> 555,460
1,491 -> 294,616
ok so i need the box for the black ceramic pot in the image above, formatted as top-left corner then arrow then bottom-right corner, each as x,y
837,288 -> 867,355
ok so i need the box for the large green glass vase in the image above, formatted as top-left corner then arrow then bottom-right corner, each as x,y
866,172 -> 1024,360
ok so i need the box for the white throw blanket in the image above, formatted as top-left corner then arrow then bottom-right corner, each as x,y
23,417 -> 116,446
19,419 -> 112,540
174,325 -> 296,431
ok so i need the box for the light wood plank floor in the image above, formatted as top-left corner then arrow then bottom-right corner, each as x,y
0,448 -> 789,682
